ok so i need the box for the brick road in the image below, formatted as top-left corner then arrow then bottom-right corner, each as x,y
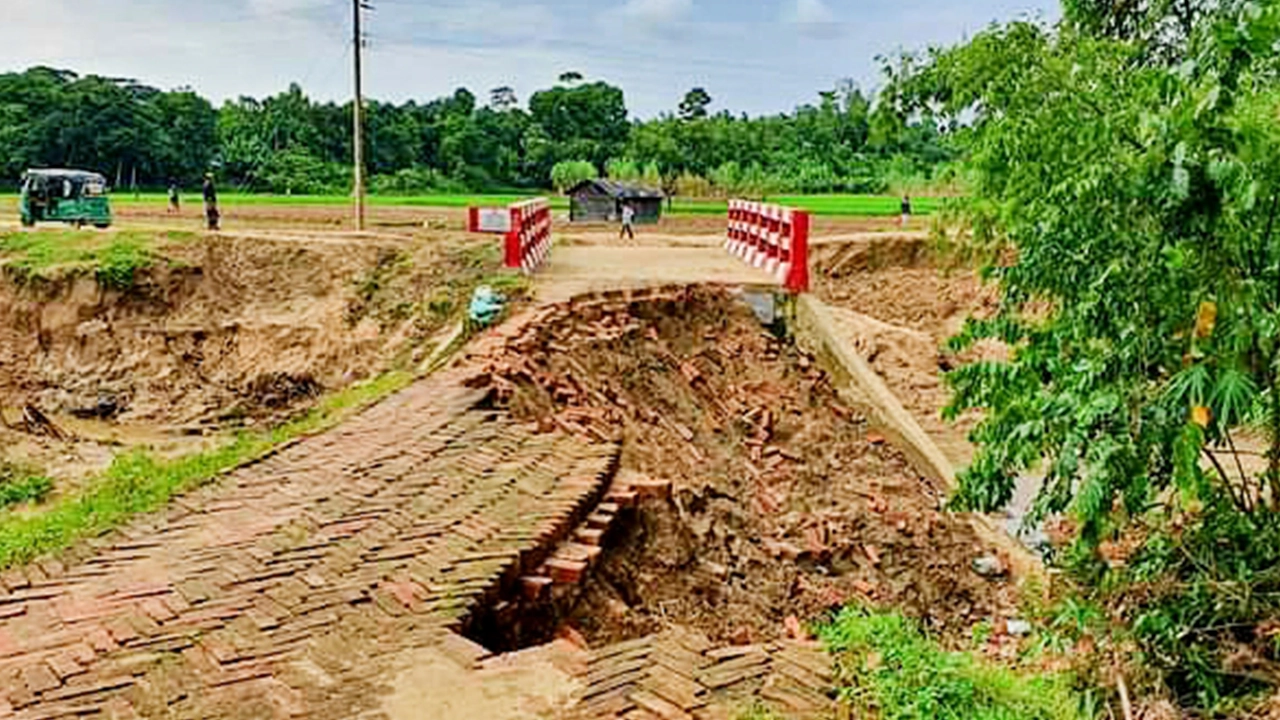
0,289 -> 839,719
0,355 -> 620,718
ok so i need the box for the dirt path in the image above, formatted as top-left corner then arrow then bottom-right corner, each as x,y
535,245 -> 776,302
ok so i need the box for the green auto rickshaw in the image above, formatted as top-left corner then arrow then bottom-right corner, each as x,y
19,169 -> 113,229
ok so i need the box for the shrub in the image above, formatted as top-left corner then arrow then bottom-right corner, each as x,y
818,607 -> 1091,720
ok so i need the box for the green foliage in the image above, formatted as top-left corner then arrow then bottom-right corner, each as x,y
95,236 -> 151,290
0,67 -> 952,196
818,607 -> 1091,720
550,160 -> 597,192
904,0 -> 1280,710
0,463 -> 52,509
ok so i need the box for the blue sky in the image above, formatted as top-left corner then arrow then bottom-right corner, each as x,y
1,0 -> 1058,117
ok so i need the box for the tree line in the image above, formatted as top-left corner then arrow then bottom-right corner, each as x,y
0,66 -> 950,196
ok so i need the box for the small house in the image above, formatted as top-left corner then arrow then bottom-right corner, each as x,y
566,180 -> 664,224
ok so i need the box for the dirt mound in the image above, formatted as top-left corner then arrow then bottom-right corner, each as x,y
471,287 -> 1017,648
813,235 -> 997,339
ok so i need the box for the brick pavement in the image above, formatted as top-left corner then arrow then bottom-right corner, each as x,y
572,628 -> 834,720
0,362 -> 620,719
0,286 -> 843,719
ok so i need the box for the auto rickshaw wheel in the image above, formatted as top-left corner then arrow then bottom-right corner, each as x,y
20,217 -> 34,228
94,223 -> 110,229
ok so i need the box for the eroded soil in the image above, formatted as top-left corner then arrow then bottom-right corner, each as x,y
472,287 -> 1018,649
0,229 -> 510,482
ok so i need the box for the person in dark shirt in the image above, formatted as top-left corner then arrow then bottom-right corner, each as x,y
202,174 -> 220,231
168,182 -> 180,214
901,195 -> 912,228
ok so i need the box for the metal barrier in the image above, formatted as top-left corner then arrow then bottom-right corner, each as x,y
725,199 -> 810,294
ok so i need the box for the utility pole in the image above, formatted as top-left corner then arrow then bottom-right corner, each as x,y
352,0 -> 368,231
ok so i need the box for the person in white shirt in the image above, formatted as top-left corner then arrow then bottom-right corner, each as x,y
620,202 -> 635,240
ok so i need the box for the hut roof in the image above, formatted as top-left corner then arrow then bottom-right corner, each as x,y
566,179 -> 664,200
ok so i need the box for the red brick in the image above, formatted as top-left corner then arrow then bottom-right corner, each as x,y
630,478 -> 672,501
521,576 -> 552,601
546,558 -> 587,585
605,491 -> 637,508
140,598 -> 177,624
575,528 -> 605,546
21,663 -> 61,694
586,512 -> 615,530
45,655 -> 85,682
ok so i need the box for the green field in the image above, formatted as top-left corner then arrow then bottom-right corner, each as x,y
17,192 -> 943,218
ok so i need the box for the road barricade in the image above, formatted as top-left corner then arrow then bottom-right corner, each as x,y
467,198 -> 553,275
725,199 -> 810,293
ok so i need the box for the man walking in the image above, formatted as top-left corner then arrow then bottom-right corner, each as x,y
901,195 -> 912,229
168,182 -> 180,214
202,173 -> 220,231
620,202 -> 635,241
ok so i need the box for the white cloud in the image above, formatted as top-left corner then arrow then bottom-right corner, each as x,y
794,0 -> 835,24
785,0 -> 842,38
621,0 -> 693,24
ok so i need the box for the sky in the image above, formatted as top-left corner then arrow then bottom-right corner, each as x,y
0,0 -> 1059,118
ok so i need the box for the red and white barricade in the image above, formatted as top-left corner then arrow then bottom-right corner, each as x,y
505,198 -> 552,274
725,199 -> 810,293
467,198 -> 553,275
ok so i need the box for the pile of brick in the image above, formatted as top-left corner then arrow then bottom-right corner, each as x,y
522,472 -> 672,595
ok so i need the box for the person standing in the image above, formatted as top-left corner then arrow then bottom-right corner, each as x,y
620,202 -> 635,241
202,173 -> 220,231
901,195 -> 913,228
168,182 -> 180,214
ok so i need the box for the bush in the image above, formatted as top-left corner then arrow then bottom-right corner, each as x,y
819,607 -> 1091,720
369,167 -> 467,195
0,463 -> 52,509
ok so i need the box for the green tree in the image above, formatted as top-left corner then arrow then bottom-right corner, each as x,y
678,87 -> 712,120
904,4 -> 1280,707
549,160 -> 596,192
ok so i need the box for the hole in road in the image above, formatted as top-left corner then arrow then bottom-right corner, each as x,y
459,286 -> 1015,655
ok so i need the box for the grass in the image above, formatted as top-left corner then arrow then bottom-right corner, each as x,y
0,370 -> 414,570
6,192 -> 944,217
0,464 -> 53,511
818,607 -> 1094,720
0,229 -> 188,287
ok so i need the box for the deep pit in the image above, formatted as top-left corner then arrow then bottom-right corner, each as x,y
461,286 -> 1018,656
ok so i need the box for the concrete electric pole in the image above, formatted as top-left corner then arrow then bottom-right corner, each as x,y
353,0 -> 369,231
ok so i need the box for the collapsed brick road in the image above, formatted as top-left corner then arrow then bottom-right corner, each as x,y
0,284 -> 1017,720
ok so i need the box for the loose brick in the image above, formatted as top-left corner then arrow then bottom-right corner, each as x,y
546,558 -> 587,585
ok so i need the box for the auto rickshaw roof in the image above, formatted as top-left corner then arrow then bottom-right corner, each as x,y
22,169 -> 108,182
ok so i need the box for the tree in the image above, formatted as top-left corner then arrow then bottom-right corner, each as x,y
678,88 -> 712,120
489,86 -> 518,111
529,81 -> 629,168
904,5 -> 1280,707
549,160 -> 595,192
558,71 -> 584,84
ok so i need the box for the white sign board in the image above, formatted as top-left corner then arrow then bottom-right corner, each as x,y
475,208 -> 511,233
